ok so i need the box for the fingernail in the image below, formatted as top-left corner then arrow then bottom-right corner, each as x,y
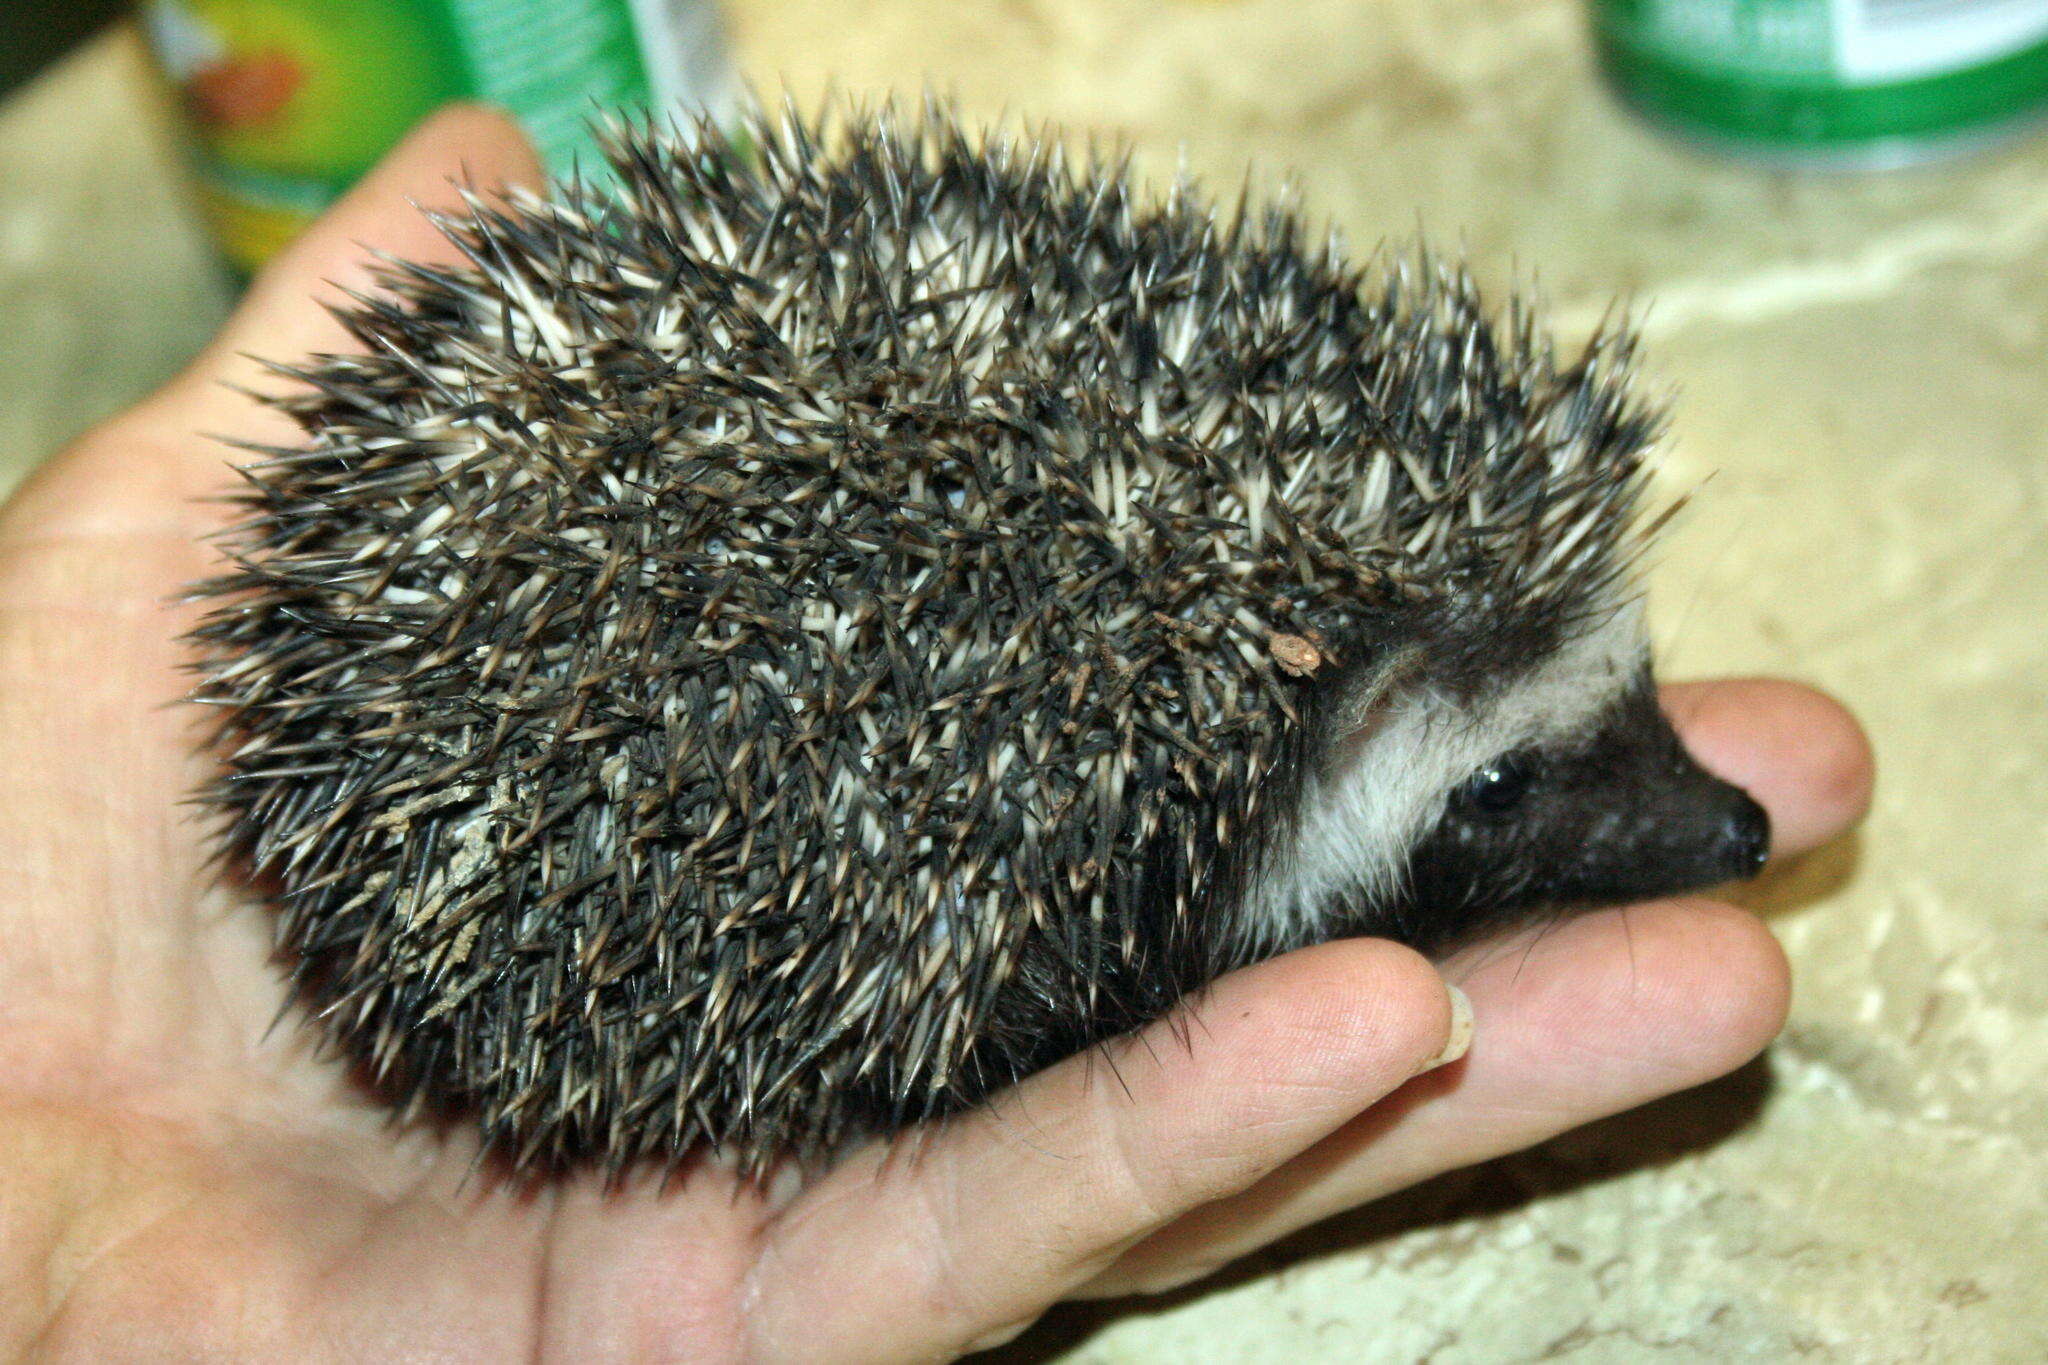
1412,983 -> 1473,1076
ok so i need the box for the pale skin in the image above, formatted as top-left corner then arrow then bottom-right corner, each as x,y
0,107 -> 1873,1363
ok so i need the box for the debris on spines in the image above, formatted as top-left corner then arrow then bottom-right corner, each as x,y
189,98 -> 1660,1177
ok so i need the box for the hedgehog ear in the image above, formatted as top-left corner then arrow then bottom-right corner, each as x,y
1321,644 -> 1427,766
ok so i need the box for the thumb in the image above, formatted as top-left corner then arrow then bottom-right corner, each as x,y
86,101 -> 544,495
0,102 -> 540,544
187,102 -> 545,410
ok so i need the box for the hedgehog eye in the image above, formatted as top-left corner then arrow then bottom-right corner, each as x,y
1454,751 -> 1539,815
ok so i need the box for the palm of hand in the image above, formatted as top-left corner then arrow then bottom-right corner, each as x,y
0,107 -> 1870,1364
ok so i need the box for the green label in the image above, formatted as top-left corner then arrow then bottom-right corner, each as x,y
436,0 -> 654,171
1621,0 -> 1833,78
1596,0 -> 2048,150
142,0 -> 728,271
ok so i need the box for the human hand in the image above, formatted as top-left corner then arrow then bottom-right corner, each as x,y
0,106 -> 1872,1362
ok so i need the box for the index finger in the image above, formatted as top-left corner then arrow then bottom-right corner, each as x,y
176,102 -> 545,419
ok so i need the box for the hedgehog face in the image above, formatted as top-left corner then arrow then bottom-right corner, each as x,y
1392,678 -> 1769,953
1245,594 -> 1769,956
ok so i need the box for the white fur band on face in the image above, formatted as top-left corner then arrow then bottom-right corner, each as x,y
1240,599 -> 1648,952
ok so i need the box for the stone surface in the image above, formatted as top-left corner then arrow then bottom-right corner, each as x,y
2,7 -> 2043,1360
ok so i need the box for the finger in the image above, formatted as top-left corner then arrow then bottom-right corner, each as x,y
52,103 -> 542,508
1077,676 -> 1861,1294
15,104 -> 542,543
1081,897 -> 1788,1297
184,102 -> 545,412
8,103 -> 541,556
1663,678 -> 1874,859
749,939 -> 1464,1361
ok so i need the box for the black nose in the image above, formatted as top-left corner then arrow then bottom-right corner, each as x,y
1719,793 -> 1771,878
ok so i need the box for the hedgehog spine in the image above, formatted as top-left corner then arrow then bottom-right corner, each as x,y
188,99 -> 1768,1173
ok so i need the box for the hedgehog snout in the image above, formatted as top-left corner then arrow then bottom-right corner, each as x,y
1709,788 -> 1771,880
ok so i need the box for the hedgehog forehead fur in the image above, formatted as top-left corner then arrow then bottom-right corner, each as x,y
191,100 -> 1671,1173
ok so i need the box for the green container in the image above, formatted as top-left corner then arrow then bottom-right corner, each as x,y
141,0 -> 735,272
1594,0 -> 2048,165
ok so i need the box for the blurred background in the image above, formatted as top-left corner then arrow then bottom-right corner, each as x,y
2,1 -> 2044,1359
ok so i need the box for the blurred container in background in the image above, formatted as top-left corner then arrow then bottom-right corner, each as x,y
1594,0 -> 2048,165
138,0 -> 736,273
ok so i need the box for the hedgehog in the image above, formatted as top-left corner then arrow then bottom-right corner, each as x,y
188,100 -> 1771,1176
